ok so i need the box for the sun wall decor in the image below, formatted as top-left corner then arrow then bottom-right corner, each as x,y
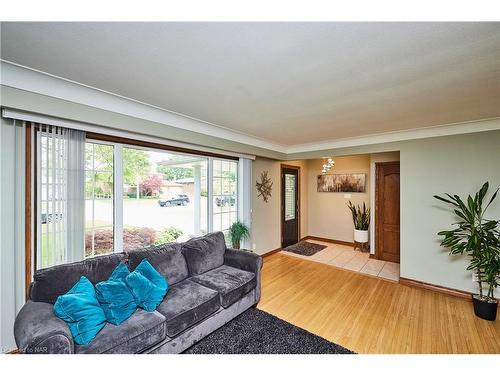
256,170 -> 273,203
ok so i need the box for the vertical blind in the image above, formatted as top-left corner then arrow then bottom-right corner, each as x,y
36,124 -> 86,269
0,118 -> 26,350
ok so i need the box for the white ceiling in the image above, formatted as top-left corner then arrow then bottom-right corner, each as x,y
1,22 -> 499,147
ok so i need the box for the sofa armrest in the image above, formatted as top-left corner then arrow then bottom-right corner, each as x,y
14,300 -> 74,354
224,249 -> 263,303
224,248 -> 262,274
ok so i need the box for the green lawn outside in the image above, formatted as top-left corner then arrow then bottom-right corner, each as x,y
39,220 -> 112,268
39,231 -> 54,269
37,197 -> 218,268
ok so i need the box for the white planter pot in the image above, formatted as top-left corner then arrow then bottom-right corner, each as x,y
354,229 -> 369,243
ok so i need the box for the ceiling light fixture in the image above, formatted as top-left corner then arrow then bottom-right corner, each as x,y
322,157 -> 335,174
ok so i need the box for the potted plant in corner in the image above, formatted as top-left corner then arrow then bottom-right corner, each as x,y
434,182 -> 500,321
228,220 -> 250,250
347,201 -> 370,248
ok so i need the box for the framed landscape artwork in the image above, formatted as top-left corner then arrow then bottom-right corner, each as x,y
317,173 -> 366,193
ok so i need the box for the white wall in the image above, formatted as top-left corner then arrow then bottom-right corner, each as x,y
250,158 -> 281,254
0,118 -> 26,352
307,155 -> 370,243
251,131 -> 500,296
250,158 -> 308,255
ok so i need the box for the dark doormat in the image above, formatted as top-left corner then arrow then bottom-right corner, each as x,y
183,308 -> 354,354
283,241 -> 327,256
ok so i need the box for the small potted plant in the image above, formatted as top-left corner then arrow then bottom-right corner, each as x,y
228,220 -> 250,250
347,201 -> 370,245
434,182 -> 499,321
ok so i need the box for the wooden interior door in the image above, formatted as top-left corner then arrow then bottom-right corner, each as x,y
375,161 -> 400,263
281,165 -> 300,248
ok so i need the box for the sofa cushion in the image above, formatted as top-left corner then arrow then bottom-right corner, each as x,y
190,265 -> 256,308
53,276 -> 107,345
181,232 -> 226,276
127,242 -> 188,285
75,309 -> 167,354
95,263 -> 137,325
30,253 -> 128,304
126,260 -> 168,312
156,279 -> 220,337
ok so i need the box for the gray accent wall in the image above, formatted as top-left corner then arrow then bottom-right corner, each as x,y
399,131 -> 500,293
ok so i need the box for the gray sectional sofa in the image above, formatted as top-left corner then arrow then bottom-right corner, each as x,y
14,232 -> 262,354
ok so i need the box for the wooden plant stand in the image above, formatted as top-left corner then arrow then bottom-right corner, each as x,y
354,241 -> 369,253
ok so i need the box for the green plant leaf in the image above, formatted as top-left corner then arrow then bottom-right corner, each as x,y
484,188 -> 499,213
434,181 -> 500,300
433,195 -> 457,206
477,181 -> 489,207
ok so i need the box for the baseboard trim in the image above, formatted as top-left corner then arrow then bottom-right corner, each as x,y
262,247 -> 282,258
400,277 -> 500,307
400,277 -> 473,301
302,235 -> 355,248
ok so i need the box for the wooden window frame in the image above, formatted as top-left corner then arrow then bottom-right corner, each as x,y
86,132 -> 239,161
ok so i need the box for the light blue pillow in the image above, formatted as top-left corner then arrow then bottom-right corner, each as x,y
125,259 -> 168,312
53,276 -> 106,345
95,263 -> 137,325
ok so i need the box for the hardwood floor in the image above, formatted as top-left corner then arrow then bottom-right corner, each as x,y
257,252 -> 500,354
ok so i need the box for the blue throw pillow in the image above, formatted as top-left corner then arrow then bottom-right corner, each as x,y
53,276 -> 106,345
125,259 -> 168,312
95,263 -> 137,325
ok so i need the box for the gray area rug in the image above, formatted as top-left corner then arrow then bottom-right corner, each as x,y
283,241 -> 327,256
183,308 -> 354,354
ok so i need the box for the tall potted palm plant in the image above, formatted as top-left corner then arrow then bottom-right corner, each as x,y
434,182 -> 500,321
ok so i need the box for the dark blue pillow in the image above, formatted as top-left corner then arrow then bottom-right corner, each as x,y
53,276 -> 106,345
95,263 -> 137,325
126,259 -> 168,312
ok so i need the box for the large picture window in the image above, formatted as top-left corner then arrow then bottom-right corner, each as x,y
35,130 -> 240,268
121,147 -> 208,251
212,159 -> 238,236
85,142 -> 114,257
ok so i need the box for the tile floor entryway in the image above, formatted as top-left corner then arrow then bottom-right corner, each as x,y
280,239 -> 400,281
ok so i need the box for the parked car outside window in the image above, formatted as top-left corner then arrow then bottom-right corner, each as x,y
158,194 -> 190,207
41,213 -> 63,224
214,195 -> 236,207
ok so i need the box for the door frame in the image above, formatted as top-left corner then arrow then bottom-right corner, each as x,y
280,164 -> 301,248
374,161 -> 400,262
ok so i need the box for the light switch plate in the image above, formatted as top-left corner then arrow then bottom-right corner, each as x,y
344,194 -> 352,199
